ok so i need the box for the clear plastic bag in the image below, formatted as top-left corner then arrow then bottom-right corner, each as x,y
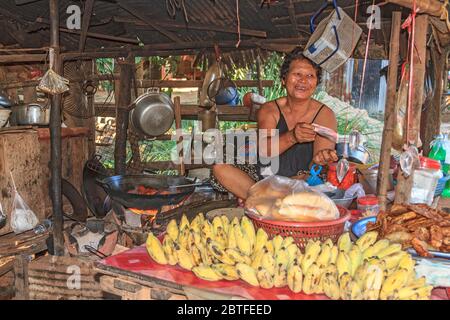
9,173 -> 39,234
312,123 -> 338,143
245,175 -> 340,222
37,48 -> 70,95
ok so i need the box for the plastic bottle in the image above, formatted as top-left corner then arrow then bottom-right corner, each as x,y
429,134 -> 446,164
33,219 -> 52,234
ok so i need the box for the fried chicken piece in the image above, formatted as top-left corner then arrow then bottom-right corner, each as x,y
442,227 -> 450,237
443,237 -> 450,246
386,224 -> 409,234
404,217 -> 427,227
407,204 -> 444,222
407,221 -> 436,232
366,221 -> 381,232
412,227 -> 430,242
411,238 -> 433,258
430,225 -> 444,249
385,231 -> 413,244
441,245 -> 450,252
390,204 -> 409,216
390,211 -> 417,224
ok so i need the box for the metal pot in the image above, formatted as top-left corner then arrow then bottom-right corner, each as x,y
131,92 -> 174,137
13,102 -> 50,125
336,142 -> 370,164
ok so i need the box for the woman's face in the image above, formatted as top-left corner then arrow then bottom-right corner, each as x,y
283,59 -> 318,100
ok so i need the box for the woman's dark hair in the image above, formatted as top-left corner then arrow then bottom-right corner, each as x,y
280,47 -> 322,84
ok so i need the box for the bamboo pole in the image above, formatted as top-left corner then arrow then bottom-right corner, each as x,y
114,53 -> 134,175
377,12 -> 402,210
386,0 -> 443,16
395,14 -> 429,205
49,0 -> 64,256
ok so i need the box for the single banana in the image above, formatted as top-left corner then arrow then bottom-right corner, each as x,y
286,243 -> 300,266
227,223 -> 237,249
251,247 -> 266,269
322,263 -> 338,280
200,220 -> 214,240
198,242 -> 213,266
191,244 -> 203,266
303,263 -> 320,295
212,263 -> 239,281
329,245 -> 339,265
339,273 -> 353,300
287,261 -> 303,293
146,233 -> 167,265
254,228 -> 269,255
220,215 -> 230,235
265,240 -> 275,256
215,226 -> 228,247
301,240 -> 321,274
349,281 -> 363,300
356,231 -> 379,252
382,251 -> 407,270
166,219 -> 179,242
322,272 -> 340,300
379,268 -> 410,300
192,230 -> 203,248
354,262 -> 369,289
363,264 -> 384,300
397,254 -> 416,274
376,243 -> 402,259
337,232 -> 352,253
349,246 -> 362,277
323,238 -> 334,248
177,226 -> 190,252
206,238 -> 235,265
230,216 -> 240,228
336,251 -> 352,278
162,237 -> 178,266
316,243 -> 332,268
257,267 -> 274,289
362,239 -> 390,261
212,216 -> 223,236
272,235 -> 284,253
179,214 -> 190,231
273,263 -> 288,288
235,263 -> 259,287
190,213 -> 203,234
174,242 -> 194,270
241,216 -> 256,250
192,265 -> 222,281
226,248 -> 252,265
261,250 -> 276,277
234,224 -> 252,256
275,246 -> 290,268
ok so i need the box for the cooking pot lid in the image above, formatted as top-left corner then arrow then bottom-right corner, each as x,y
133,93 -> 174,136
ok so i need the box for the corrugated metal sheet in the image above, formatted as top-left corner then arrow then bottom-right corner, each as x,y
0,0 -> 382,53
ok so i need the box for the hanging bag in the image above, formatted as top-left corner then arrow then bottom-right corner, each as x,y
9,172 -> 39,234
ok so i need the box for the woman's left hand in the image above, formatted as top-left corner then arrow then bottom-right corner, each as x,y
313,149 -> 338,165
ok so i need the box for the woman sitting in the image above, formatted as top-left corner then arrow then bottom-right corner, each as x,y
211,47 -> 338,200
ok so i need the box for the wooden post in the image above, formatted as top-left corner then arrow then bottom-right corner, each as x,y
422,46 -> 447,156
395,14 -> 429,205
377,12 -> 402,210
114,53 -> 134,175
13,255 -> 30,300
173,96 -> 185,176
49,0 -> 64,256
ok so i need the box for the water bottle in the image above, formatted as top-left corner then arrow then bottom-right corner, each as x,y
33,219 -> 52,234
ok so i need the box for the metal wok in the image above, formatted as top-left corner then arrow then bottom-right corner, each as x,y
96,175 -> 195,210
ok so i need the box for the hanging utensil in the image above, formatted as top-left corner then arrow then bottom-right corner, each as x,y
349,130 -> 362,151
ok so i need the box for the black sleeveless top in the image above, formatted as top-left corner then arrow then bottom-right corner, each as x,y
258,100 -> 326,178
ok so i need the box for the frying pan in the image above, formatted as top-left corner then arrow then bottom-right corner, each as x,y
96,175 -> 196,210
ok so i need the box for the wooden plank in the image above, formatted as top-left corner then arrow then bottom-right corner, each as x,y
377,12 -> 402,210
0,53 -> 46,63
113,17 -> 267,38
78,0 -> 95,52
135,79 -> 274,88
386,0 -> 443,16
13,255 -> 29,300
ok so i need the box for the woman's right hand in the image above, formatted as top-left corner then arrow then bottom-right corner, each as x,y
293,122 -> 316,143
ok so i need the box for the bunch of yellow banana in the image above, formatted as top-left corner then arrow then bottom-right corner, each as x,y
146,214 -> 433,300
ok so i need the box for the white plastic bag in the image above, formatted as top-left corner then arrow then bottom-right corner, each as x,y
245,175 -> 339,222
312,123 -> 338,143
9,172 -> 38,234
